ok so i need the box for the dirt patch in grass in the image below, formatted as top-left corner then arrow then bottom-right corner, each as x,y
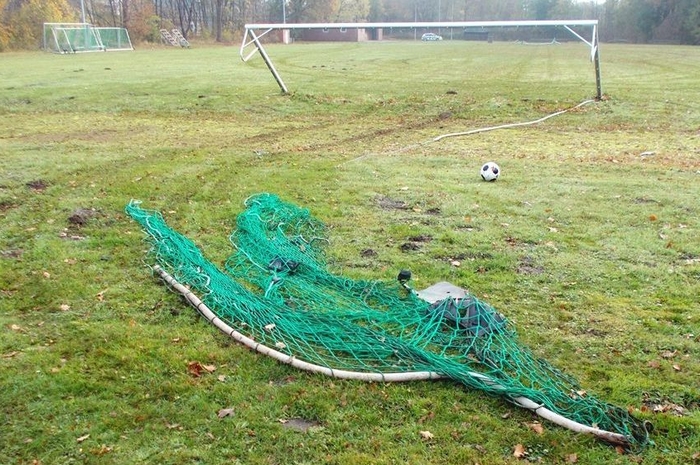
1,249 -> 23,259
25,179 -> 48,191
407,234 -> 432,243
400,242 -> 421,252
633,197 -> 660,204
68,208 -> 100,226
517,256 -> 545,275
280,418 -> 322,432
376,195 -> 408,210
360,248 -> 378,258
0,200 -> 17,212
399,235 -> 433,253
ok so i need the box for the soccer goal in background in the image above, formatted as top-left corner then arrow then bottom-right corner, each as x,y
240,20 -> 602,99
43,23 -> 133,54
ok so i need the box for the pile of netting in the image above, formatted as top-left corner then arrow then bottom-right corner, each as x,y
125,193 -> 649,446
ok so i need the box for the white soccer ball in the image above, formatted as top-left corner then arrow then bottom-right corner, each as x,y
480,162 -> 500,182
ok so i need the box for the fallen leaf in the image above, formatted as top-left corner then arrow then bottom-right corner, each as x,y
2,351 -> 20,358
673,364 -> 681,371
77,434 -> 90,443
661,350 -> 677,359
649,214 -> 658,221
419,430 -> 434,440
217,408 -> 235,418
187,361 -> 203,377
217,375 -> 227,382
527,422 -> 544,435
10,324 -> 22,331
647,360 -> 660,369
513,443 -> 526,458
43,271 -> 51,279
202,364 -> 216,373
615,445 -> 626,455
92,444 -> 113,456
566,453 -> 578,463
60,304 -> 70,311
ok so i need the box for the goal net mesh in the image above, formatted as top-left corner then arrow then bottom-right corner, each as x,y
43,23 -> 132,53
125,193 -> 649,446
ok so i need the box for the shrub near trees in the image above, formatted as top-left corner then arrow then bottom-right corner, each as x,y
0,1 -> 699,51
604,0 -> 700,44
0,0 -> 75,51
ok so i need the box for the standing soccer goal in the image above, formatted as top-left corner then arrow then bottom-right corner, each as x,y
241,20 -> 602,98
43,23 -> 133,54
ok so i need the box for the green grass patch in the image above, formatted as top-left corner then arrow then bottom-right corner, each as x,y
1,42 -> 699,464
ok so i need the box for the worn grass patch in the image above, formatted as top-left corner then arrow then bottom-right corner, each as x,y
1,42 -> 699,464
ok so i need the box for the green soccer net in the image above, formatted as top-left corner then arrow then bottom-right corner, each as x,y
126,194 -> 650,447
43,23 -> 133,54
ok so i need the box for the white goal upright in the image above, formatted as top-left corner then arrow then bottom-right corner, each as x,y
43,23 -> 133,54
240,20 -> 602,98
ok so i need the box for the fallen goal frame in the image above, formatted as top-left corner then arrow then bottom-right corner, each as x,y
240,20 -> 602,99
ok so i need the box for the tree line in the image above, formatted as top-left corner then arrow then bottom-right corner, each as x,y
2,0 -> 699,51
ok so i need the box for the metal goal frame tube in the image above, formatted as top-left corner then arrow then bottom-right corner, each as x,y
248,29 -> 289,94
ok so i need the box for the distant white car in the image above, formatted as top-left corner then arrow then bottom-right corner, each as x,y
421,33 -> 443,41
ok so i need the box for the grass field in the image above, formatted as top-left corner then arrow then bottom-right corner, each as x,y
1,40 -> 699,464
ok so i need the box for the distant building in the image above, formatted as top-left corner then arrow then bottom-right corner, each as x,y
278,27 -> 383,43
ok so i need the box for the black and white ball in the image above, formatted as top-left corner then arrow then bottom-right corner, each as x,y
480,162 -> 500,182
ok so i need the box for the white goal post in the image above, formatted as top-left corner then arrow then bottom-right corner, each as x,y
240,20 -> 602,98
